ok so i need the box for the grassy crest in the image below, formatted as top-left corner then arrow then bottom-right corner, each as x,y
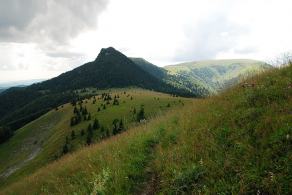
0,88 -> 190,188
0,65 -> 291,194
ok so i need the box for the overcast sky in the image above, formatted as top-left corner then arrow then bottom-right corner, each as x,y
0,0 -> 292,82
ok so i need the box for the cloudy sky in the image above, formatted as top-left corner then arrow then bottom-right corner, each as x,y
0,0 -> 292,82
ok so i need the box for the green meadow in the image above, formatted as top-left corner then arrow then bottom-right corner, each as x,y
1,65 -> 290,194
0,88 -> 190,188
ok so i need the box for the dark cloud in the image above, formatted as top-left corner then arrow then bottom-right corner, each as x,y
0,0 -> 44,30
173,14 -> 249,61
0,0 -> 109,44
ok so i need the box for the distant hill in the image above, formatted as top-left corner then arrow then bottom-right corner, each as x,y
131,58 -> 271,96
0,79 -> 44,89
0,88 -> 6,94
165,59 -> 272,94
0,79 -> 44,94
130,58 -> 209,95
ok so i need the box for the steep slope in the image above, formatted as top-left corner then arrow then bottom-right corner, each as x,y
32,48 -> 179,93
0,88 -> 190,187
131,57 -> 212,96
0,48 -> 192,132
165,59 -> 272,93
130,57 -> 167,79
1,65 -> 290,194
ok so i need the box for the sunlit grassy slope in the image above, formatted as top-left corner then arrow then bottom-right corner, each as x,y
165,59 -> 272,94
0,88 -> 190,188
1,65 -> 291,194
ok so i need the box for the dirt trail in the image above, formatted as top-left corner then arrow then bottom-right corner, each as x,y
139,167 -> 160,195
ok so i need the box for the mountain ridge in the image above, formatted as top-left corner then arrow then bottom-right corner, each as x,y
0,47 -> 271,132
0,47 -> 192,132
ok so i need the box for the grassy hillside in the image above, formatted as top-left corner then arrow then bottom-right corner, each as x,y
165,59 -> 272,94
130,57 -> 167,79
0,88 -> 190,188
0,47 -> 192,134
131,57 -> 211,97
1,65 -> 290,194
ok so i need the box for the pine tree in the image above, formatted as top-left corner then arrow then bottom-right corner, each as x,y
100,126 -> 105,137
86,124 -> 93,145
86,133 -> 92,145
87,113 -> 91,121
87,123 -> 92,132
62,143 -> 69,154
119,119 -> 124,132
112,119 -> 119,135
71,130 -> 76,140
62,136 -> 70,154
105,128 -> 110,137
70,117 -> 77,126
136,105 -> 145,122
80,129 -> 85,136
73,106 -> 78,114
93,118 -> 100,130
82,107 -> 88,115
113,98 -> 119,105
76,113 -> 81,123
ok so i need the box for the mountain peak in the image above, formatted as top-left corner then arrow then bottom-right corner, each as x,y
95,47 -> 124,61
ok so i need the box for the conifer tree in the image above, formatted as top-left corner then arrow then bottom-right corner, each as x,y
71,130 -> 76,140
80,129 -> 85,136
119,119 -> 124,132
93,118 -> 100,130
62,136 -> 70,154
86,124 -> 93,145
112,119 -> 119,135
73,106 -> 78,114
136,105 -> 145,122
87,113 -> 91,121
70,117 -> 75,126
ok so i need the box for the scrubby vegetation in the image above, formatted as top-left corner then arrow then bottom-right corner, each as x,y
0,64 -> 290,194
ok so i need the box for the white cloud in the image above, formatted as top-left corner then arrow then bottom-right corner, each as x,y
1,0 -> 292,82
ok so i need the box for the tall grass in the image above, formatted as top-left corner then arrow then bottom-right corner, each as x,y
1,65 -> 291,194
